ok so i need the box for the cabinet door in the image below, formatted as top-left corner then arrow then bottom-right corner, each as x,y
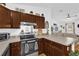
35,16 -> 45,28
10,47 -> 20,56
11,11 -> 21,28
44,42 -> 50,56
44,39 -> 53,56
38,39 -> 42,54
0,5 -> 11,28
53,46 -> 64,56
21,13 -> 36,23
29,15 -> 36,23
10,42 -> 21,56
38,38 -> 44,54
21,13 -> 45,29
35,16 -> 40,28
39,17 -> 45,28
21,13 -> 30,22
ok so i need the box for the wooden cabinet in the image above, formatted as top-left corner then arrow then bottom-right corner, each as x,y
38,38 -> 44,54
39,17 -> 45,28
21,13 -> 35,23
44,39 -> 52,56
38,38 -> 71,56
0,5 -> 11,28
28,14 -> 36,23
10,42 -> 21,56
21,13 -> 45,28
0,5 -> 45,28
35,16 -> 45,28
21,13 -> 30,22
11,10 -> 21,28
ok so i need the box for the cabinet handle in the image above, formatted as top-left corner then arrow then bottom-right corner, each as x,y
14,45 -> 17,46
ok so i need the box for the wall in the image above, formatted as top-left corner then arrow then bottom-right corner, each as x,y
55,19 -> 79,35
50,6 -> 79,35
0,29 -> 21,36
75,20 -> 79,35
0,3 -> 53,36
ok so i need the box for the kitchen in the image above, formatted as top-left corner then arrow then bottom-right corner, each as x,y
0,3 -> 79,56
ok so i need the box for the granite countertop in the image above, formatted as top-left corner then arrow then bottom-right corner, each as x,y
0,36 -> 20,56
36,35 -> 78,46
0,34 -> 78,56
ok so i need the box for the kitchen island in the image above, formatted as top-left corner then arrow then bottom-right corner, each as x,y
37,34 -> 78,56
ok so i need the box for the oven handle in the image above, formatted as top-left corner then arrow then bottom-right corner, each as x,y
27,40 -> 36,43
21,41 -> 26,43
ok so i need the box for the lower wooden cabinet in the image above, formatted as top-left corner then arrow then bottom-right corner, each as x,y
10,41 -> 21,56
38,38 -> 71,56
38,38 -> 44,54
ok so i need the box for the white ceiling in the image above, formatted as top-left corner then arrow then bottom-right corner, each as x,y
14,3 -> 79,22
19,3 -> 79,8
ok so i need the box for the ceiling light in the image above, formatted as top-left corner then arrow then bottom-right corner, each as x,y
66,13 -> 70,18
65,13 -> 73,22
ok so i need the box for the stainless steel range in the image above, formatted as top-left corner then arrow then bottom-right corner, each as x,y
20,34 -> 38,56
20,22 -> 38,56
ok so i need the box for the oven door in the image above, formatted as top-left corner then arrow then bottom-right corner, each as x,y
21,40 -> 37,56
27,40 -> 36,52
21,41 -> 29,56
35,41 -> 38,51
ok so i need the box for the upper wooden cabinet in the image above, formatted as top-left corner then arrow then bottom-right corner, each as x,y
21,13 -> 45,28
21,13 -> 36,23
0,5 -> 11,28
0,5 -> 45,28
29,14 -> 36,23
11,10 -> 21,28
21,13 -> 30,22
35,16 -> 45,28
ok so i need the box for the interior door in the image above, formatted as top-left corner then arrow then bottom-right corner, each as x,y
65,22 -> 75,34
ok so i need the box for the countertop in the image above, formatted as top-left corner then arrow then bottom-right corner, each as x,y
0,36 -> 20,56
0,34 -> 78,56
36,34 -> 78,46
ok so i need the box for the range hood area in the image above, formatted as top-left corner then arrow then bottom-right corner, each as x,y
20,22 -> 37,34
20,22 -> 37,26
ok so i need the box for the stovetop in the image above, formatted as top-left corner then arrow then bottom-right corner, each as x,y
20,34 -> 37,41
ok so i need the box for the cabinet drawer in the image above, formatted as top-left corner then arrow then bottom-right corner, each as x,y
11,47 -> 21,50
10,47 -> 21,56
10,41 -> 21,56
10,42 -> 21,48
